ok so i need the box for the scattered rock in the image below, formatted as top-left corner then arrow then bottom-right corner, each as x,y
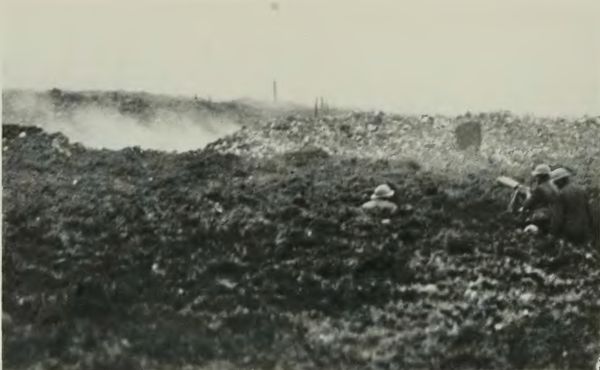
2,108 -> 599,370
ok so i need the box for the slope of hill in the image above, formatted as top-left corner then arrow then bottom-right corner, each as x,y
3,108 -> 600,369
211,111 -> 600,187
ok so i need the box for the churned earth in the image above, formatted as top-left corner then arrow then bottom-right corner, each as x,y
2,98 -> 600,369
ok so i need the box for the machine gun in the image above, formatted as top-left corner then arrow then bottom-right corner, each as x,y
497,176 -> 545,233
496,176 -> 531,212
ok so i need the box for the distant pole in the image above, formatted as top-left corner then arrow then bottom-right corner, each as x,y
270,3 -> 280,104
314,97 -> 319,117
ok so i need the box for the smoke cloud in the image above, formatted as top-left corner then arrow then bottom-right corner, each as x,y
2,90 -> 241,152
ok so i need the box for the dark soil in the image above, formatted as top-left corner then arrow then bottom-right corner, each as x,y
3,123 -> 600,370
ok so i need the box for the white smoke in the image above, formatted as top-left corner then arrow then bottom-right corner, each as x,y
45,106 -> 239,152
3,91 -> 241,152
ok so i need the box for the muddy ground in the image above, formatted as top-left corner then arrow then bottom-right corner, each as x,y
3,108 -> 600,369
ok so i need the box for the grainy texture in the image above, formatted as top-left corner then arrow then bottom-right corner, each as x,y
3,94 -> 600,369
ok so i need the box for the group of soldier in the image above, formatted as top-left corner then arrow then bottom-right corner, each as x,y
360,163 -> 599,248
516,164 -> 597,246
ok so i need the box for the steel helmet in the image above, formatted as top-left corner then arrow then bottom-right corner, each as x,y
551,167 -> 571,181
531,164 -> 551,177
371,184 -> 395,200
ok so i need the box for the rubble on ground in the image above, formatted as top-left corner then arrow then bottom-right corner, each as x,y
3,108 -> 600,369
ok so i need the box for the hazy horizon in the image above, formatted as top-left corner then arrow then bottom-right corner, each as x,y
3,0 -> 600,116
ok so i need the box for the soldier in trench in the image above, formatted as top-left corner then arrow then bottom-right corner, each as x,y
519,164 -> 562,236
550,167 -> 593,245
361,184 -> 398,217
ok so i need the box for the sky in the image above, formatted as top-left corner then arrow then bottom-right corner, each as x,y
2,0 -> 600,115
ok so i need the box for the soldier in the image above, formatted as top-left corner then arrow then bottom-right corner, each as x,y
590,195 -> 600,250
361,184 -> 398,216
551,168 -> 592,244
520,164 -> 562,235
